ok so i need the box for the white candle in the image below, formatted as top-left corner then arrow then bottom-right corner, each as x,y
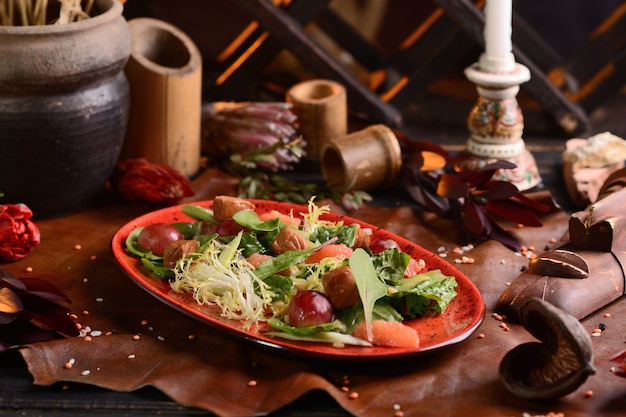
484,0 -> 512,60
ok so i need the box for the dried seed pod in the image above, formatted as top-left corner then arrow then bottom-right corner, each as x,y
499,297 -> 595,400
527,249 -> 589,279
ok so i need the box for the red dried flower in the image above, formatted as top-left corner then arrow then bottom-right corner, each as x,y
111,158 -> 195,205
0,203 -> 40,262
402,140 -> 550,250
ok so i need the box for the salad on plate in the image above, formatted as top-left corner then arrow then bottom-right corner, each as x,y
124,196 -> 459,349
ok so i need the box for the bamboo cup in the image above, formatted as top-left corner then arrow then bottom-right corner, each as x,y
321,124 -> 402,191
286,79 -> 347,160
123,18 -> 202,177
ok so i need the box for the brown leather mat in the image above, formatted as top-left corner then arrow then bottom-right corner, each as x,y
5,169 -> 626,417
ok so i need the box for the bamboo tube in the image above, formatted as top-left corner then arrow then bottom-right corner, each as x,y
123,18 -> 202,177
286,79 -> 347,160
321,124 -> 402,191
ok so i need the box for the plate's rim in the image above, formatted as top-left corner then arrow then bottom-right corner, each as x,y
110,199 -> 486,361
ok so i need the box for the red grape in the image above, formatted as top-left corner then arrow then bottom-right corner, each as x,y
369,239 -> 399,254
216,217 -> 248,237
287,290 -> 334,328
137,223 -> 184,255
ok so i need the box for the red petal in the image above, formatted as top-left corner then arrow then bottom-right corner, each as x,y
461,201 -> 487,235
485,200 -> 543,226
437,174 -> 469,199
21,278 -> 72,303
473,181 -> 519,200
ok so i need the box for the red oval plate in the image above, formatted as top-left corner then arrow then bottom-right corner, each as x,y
111,199 -> 485,360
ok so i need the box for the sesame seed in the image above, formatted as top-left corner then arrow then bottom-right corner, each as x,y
24,266 -> 33,273
83,278 -> 89,283
341,386 -> 349,392
247,380 -> 258,387
604,312 -> 612,318
188,334 -> 196,340
393,404 -> 401,411
128,354 -> 136,359
84,336 -> 92,342
591,332 -> 601,337
348,392 -> 359,400
477,333 -> 485,339
90,330 -> 102,337
95,297 -> 104,302
132,334 -> 141,340
157,335 -> 166,341
82,310 -> 89,315
81,370 -> 90,376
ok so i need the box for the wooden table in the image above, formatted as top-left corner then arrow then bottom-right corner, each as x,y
2,89 -> 626,416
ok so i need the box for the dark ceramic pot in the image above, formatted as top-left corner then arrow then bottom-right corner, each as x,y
0,0 -> 131,218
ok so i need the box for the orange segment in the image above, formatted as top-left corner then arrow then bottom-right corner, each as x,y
352,320 -> 420,349
305,243 -> 353,264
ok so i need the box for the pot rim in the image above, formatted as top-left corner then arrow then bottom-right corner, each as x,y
0,0 -> 122,35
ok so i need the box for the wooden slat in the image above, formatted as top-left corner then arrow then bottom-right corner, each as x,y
231,0 -> 403,127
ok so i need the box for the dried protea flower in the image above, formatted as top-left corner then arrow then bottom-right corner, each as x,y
202,102 -> 305,173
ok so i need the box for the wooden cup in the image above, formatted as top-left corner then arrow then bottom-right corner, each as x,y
321,124 -> 402,191
286,79 -> 347,160
123,18 -> 202,177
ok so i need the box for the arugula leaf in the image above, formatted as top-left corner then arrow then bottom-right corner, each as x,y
265,330 -> 373,346
267,317 -> 345,335
335,299 -> 403,333
349,248 -> 388,342
253,249 -> 312,280
172,222 -> 198,239
141,258 -> 174,280
182,205 -> 216,222
233,210 -> 282,232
